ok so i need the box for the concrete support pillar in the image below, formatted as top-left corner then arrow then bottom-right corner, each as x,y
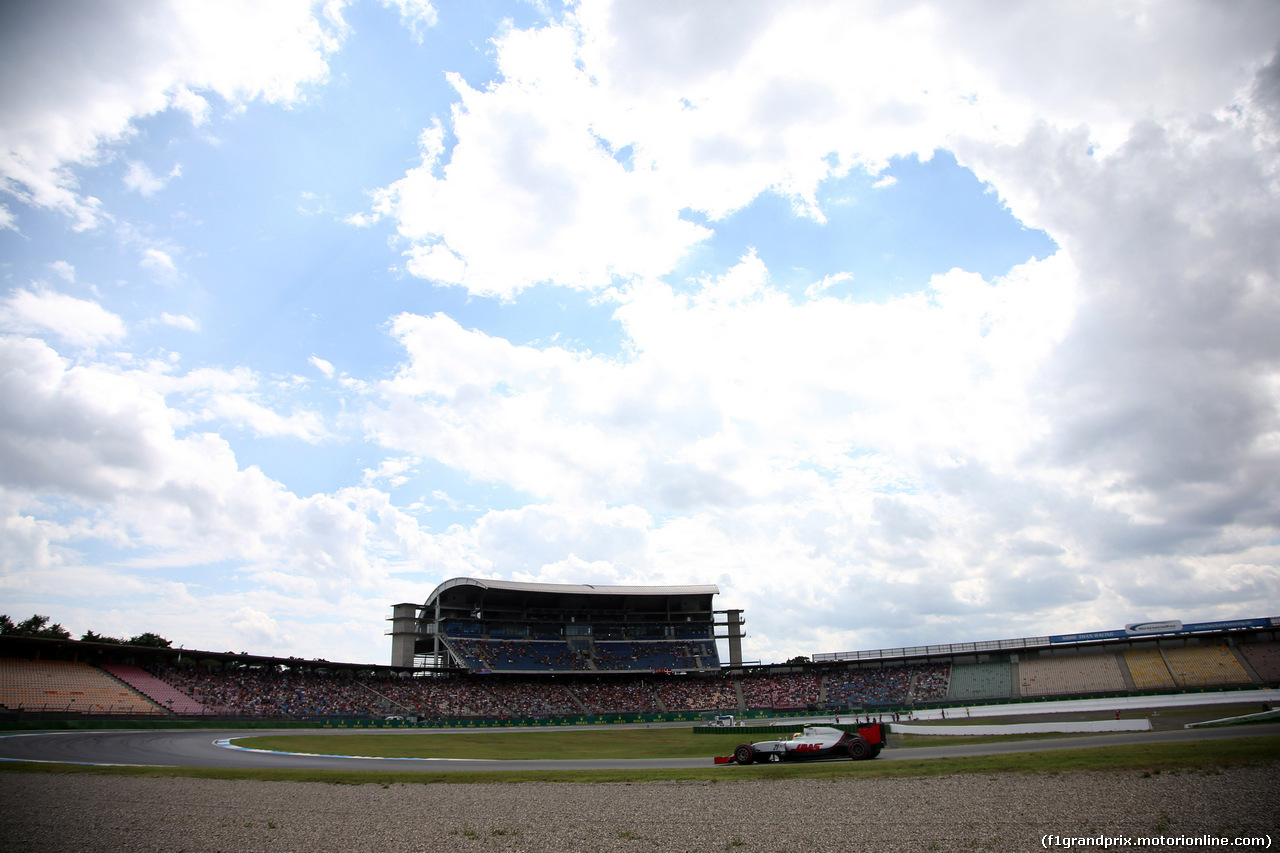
388,602 -> 420,668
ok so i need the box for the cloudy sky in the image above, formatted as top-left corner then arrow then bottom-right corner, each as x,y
2,0 -> 1279,666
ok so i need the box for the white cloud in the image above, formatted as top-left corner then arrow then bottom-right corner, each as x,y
362,456 -> 418,488
5,1 -> 1280,665
197,392 -> 329,443
0,0 -> 347,227
0,288 -> 126,349
368,44 -> 712,297
381,0 -> 437,43
954,111 -> 1280,558
48,261 -> 75,283
140,248 -> 178,277
160,313 -> 199,332
123,161 -> 181,196
364,0 -> 1280,299
308,355 -> 335,378
367,250 -> 1076,511
0,333 -> 454,658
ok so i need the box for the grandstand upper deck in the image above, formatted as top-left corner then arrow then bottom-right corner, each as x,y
394,577 -> 723,673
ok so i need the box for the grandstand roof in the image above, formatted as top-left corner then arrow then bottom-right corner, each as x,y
424,577 -> 719,605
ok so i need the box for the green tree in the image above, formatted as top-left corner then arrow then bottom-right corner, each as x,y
80,629 -> 123,644
1,614 -> 72,639
127,632 -> 172,648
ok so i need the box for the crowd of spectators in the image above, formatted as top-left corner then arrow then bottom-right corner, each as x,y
653,675 -> 738,711
142,661 -> 952,719
826,662 -> 951,706
570,676 -> 662,714
149,664 -> 381,717
911,663 -> 951,700
739,672 -> 821,709
594,642 -> 703,671
449,639 -> 589,672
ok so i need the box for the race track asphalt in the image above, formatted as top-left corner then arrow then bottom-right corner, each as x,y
2,722 -> 1277,772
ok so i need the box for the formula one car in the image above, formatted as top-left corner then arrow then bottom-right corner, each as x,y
715,724 -> 887,765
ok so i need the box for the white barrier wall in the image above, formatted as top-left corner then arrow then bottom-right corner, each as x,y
890,718 -> 1153,736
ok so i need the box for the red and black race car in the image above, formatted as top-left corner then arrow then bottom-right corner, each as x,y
716,723 -> 887,765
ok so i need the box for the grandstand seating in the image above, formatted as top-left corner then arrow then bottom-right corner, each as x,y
571,677 -> 662,714
652,676 -> 737,711
1161,644 -> 1252,687
911,663 -> 952,700
7,634 -> 1274,723
151,665 -> 390,717
443,634 -> 713,673
448,638 -> 589,672
1239,642 -> 1280,682
101,664 -> 213,715
823,662 -> 952,705
0,659 -> 161,715
739,672 -> 821,709
829,664 -> 916,706
946,662 -> 1012,700
1018,653 -> 1128,697
595,641 -> 701,671
1123,649 -> 1177,689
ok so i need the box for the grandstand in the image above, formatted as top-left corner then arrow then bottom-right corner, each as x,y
390,578 -> 728,673
102,664 -> 214,715
1161,644 -> 1252,687
947,662 -> 1013,701
0,658 -> 161,715
1,611 -> 1277,723
1241,642 -> 1280,681
1018,653 -> 1128,697
1124,649 -> 1178,689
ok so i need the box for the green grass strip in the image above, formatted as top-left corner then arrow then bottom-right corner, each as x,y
232,729 -> 753,759
2,736 -> 1276,785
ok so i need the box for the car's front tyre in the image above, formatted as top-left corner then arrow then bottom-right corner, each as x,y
733,744 -> 755,765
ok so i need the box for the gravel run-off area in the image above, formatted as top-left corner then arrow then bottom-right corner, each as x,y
2,765 -> 1277,853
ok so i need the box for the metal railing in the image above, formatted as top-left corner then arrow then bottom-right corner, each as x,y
812,636 -> 1054,663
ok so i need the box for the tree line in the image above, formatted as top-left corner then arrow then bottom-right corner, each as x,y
0,614 -> 171,648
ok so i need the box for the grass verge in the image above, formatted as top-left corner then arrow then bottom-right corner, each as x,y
232,729 -> 752,760
1,736 -> 1276,785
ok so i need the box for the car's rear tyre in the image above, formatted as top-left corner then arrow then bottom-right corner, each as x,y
847,737 -> 870,760
734,744 -> 755,765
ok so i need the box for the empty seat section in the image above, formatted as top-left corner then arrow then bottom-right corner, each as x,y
947,662 -> 1012,701
1162,645 -> 1251,687
0,659 -> 160,714
1018,653 -> 1127,697
100,664 -> 212,715
1123,649 -> 1176,689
